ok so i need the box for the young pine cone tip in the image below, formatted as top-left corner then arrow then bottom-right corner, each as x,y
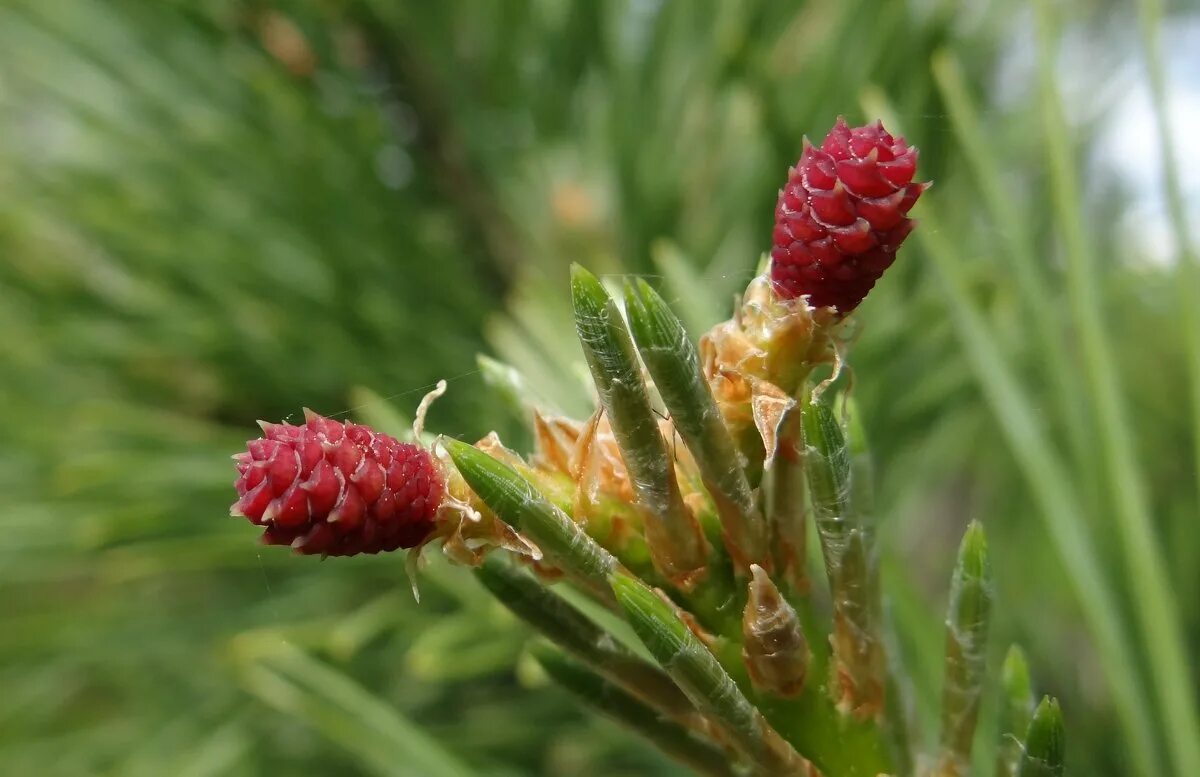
231,410 -> 445,556
770,117 -> 930,314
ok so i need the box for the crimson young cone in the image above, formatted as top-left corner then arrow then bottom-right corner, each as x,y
232,411 -> 445,555
770,117 -> 929,313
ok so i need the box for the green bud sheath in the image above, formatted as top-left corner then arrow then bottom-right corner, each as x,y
803,396 -> 886,717
995,645 -> 1034,777
936,521 -> 994,776
571,264 -> 710,588
445,435 -> 805,775
442,437 -> 617,594
609,570 -> 806,775
1018,697 -> 1065,777
624,277 -> 768,570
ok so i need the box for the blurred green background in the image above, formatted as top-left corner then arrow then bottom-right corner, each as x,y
2,1 -> 1197,775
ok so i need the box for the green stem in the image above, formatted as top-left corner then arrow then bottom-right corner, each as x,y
752,690 -> 892,777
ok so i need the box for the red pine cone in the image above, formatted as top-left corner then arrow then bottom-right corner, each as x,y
770,117 -> 929,313
231,411 -> 445,556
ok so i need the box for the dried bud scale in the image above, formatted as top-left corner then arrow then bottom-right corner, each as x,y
742,564 -> 809,698
700,274 -> 839,490
771,117 -> 929,313
231,410 -> 445,555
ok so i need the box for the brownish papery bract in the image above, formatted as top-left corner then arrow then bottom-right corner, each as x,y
742,564 -> 809,698
700,275 -> 842,463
